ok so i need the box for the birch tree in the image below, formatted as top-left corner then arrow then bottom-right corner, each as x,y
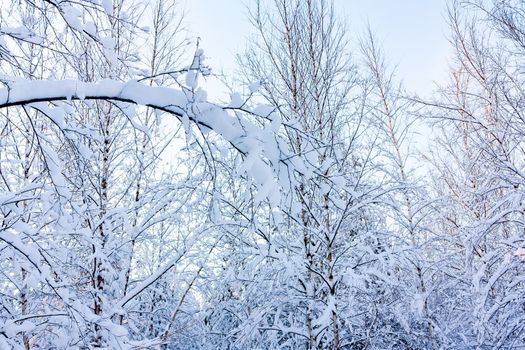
0,0 -> 307,348
423,1 -> 525,347
206,1 -> 389,348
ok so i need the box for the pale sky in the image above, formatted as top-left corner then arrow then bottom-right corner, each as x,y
184,1 -> 452,98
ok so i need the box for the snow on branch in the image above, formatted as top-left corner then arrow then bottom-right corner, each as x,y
0,78 -> 296,200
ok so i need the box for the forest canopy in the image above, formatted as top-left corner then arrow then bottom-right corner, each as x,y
1,0 -> 525,349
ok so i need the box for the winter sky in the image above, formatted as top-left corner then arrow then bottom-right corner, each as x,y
185,0 -> 452,98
